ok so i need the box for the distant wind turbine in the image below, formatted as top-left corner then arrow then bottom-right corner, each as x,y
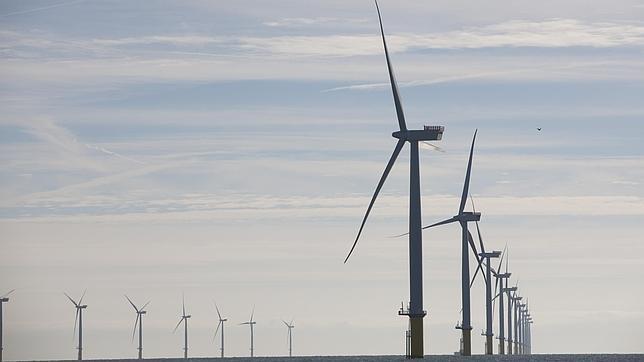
418,130 -> 485,356
125,296 -> 149,359
173,296 -> 190,359
64,291 -> 87,361
491,247 -> 511,354
213,303 -> 227,358
282,319 -> 294,357
343,1 -> 445,357
1,289 -> 14,362
240,307 -> 257,357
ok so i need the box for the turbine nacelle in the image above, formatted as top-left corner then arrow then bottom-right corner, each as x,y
497,272 -> 512,279
392,126 -> 444,142
0,297 -> 9,302
503,287 -> 518,292
458,211 -> 481,222
480,250 -> 502,258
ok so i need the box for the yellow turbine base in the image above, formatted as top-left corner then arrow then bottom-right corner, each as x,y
409,317 -> 424,358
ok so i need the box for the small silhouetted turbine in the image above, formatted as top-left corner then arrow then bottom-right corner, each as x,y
125,295 -> 149,359
282,319 -> 294,357
213,302 -> 227,358
65,291 -> 87,361
173,296 -> 191,359
1,289 -> 15,362
239,307 -> 256,357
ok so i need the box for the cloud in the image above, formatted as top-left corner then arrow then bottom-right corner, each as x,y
263,17 -> 368,27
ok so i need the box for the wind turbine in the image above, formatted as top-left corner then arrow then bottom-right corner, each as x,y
467,199 -> 502,355
1,289 -> 14,362
173,297 -> 190,359
503,281 -> 518,355
343,1 -> 445,357
65,291 -> 87,361
283,319 -> 294,357
213,303 -> 227,358
418,130 -> 485,356
240,307 -> 256,357
511,292 -> 523,354
492,249 -> 511,354
125,296 -> 149,359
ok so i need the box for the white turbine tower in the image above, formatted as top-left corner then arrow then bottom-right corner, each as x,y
240,307 -> 256,357
213,303 -> 227,358
173,297 -> 190,359
343,1 -> 445,357
1,289 -> 14,362
64,291 -> 87,361
125,296 -> 149,359
282,319 -> 294,357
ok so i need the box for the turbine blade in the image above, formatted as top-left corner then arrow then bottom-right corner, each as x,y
375,0 -> 407,132
182,294 -> 186,316
496,245 -> 507,275
344,139 -> 405,263
213,321 -> 221,341
250,305 -> 255,322
474,221 -> 485,254
421,216 -> 458,231
459,130 -> 478,214
214,302 -> 222,320
73,308 -> 79,339
132,314 -> 140,342
282,319 -> 289,327
173,317 -> 184,333
467,231 -> 486,286
125,295 -> 138,312
421,141 -> 445,153
64,292 -> 78,307
392,215 -> 457,238
2,289 -> 15,298
141,300 -> 151,311
78,289 -> 86,305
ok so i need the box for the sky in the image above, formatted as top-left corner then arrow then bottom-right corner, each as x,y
1,0 -> 644,359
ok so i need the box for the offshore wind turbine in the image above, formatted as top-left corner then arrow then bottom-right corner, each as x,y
492,249 -> 511,354
213,303 -> 227,358
419,130 -> 485,356
503,282 -> 518,355
468,199 -> 502,355
1,289 -> 14,362
65,291 -> 87,361
343,1 -> 445,357
240,307 -> 256,357
125,296 -> 149,359
282,319 -> 294,357
511,292 -> 523,354
173,297 -> 191,359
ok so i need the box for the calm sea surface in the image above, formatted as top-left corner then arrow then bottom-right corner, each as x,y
36,355 -> 644,362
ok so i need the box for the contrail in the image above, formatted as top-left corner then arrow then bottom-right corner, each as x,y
0,0 -> 85,18
84,143 -> 147,165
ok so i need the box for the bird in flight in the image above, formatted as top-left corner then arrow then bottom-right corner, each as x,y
537,128 -> 542,131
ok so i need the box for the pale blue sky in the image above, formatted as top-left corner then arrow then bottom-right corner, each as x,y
1,0 -> 643,359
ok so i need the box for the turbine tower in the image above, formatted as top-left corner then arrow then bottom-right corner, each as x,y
283,319 -> 294,357
65,291 -> 87,361
125,296 -> 149,359
213,303 -> 227,358
240,308 -> 256,357
1,289 -> 14,362
343,1 -> 445,357
173,297 -> 190,359
419,130 -> 485,356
